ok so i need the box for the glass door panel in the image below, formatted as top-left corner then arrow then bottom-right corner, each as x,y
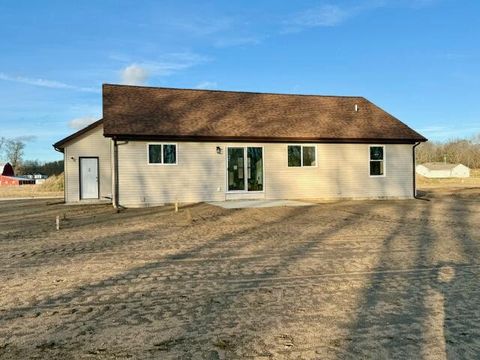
227,147 -> 245,191
247,147 -> 263,191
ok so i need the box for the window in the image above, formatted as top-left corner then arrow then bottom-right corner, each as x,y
302,146 -> 316,166
369,145 -> 384,176
148,144 -> 177,165
288,146 -> 301,167
148,144 -> 162,164
288,145 -> 316,167
163,144 -> 176,164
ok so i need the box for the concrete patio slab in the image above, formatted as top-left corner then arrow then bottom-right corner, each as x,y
207,199 -> 315,209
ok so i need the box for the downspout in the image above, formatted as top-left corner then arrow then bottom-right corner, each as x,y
113,138 -> 129,209
413,141 -> 421,199
113,138 -> 119,208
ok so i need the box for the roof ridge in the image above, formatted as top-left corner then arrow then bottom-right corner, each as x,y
102,83 -> 365,99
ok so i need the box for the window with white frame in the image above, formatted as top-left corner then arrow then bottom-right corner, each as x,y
288,145 -> 316,167
369,145 -> 384,176
148,144 -> 177,164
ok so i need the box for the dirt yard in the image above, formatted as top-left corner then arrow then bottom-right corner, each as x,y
1,188 -> 479,359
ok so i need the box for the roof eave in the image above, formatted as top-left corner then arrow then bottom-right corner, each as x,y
104,133 -> 427,144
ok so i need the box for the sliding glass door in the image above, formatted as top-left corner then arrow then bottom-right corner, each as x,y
227,147 -> 263,192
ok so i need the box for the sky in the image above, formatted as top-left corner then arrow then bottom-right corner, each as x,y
0,0 -> 479,162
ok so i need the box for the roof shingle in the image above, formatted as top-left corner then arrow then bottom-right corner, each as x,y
60,84 -> 427,147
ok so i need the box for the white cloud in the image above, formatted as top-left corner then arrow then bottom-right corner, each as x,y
121,64 -> 149,85
68,117 -> 97,130
169,16 -> 233,37
418,124 -> 480,141
283,0 -> 439,32
14,135 -> 37,142
118,52 -> 211,84
289,5 -> 351,28
213,36 -> 263,48
146,52 -> 211,76
195,81 -> 218,89
0,72 -> 99,93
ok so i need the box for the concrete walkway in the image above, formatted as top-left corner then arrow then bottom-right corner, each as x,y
207,199 -> 315,209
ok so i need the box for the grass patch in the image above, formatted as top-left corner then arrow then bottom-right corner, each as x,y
0,173 -> 64,198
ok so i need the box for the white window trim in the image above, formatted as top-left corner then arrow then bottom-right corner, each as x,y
369,145 -> 386,177
225,145 -> 265,193
287,144 -> 318,168
147,143 -> 178,165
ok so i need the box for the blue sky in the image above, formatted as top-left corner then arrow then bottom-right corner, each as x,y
0,0 -> 479,161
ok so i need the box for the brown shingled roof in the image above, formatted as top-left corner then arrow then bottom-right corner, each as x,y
103,84 -> 426,143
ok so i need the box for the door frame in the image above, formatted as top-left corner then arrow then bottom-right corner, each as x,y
225,146 -> 265,193
79,156 -> 100,200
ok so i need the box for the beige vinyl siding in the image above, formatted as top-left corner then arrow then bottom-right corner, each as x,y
117,141 -> 413,207
64,125 -> 112,203
118,142 -> 225,207
266,143 -> 412,199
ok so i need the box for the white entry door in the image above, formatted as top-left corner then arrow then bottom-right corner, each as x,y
80,157 -> 99,199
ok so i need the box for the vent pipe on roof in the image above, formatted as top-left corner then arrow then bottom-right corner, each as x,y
354,104 -> 359,112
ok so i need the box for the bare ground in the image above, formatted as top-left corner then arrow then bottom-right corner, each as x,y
0,188 -> 479,359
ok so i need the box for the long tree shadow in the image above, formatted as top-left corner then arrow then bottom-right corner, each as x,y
338,200 -> 436,358
434,193 -> 480,359
340,190 -> 480,359
1,202 -> 372,358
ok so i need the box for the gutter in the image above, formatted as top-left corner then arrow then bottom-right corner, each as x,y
103,133 -> 426,145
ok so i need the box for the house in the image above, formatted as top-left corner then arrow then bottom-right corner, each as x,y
416,163 -> 470,178
0,163 -> 36,186
24,174 -> 49,184
53,84 -> 427,208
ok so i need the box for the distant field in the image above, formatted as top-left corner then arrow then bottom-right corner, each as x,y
0,174 -> 63,199
0,186 -> 62,199
417,169 -> 480,188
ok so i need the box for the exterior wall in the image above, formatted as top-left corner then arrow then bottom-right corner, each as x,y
416,164 -> 470,178
117,141 -> 414,207
452,165 -> 470,178
64,125 -> 113,202
415,165 -> 429,177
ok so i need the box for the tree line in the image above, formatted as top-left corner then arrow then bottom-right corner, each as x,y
416,133 -> 480,169
0,137 -> 64,176
0,137 -> 25,171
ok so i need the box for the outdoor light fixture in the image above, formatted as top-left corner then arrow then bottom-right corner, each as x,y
216,146 -> 222,154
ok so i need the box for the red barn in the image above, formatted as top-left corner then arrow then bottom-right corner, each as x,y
0,163 -> 35,186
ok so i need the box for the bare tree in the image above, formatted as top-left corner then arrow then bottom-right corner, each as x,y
5,139 -> 25,171
0,137 -> 5,161
416,132 -> 480,169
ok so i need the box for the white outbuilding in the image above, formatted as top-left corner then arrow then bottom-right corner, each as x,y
416,163 -> 470,178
